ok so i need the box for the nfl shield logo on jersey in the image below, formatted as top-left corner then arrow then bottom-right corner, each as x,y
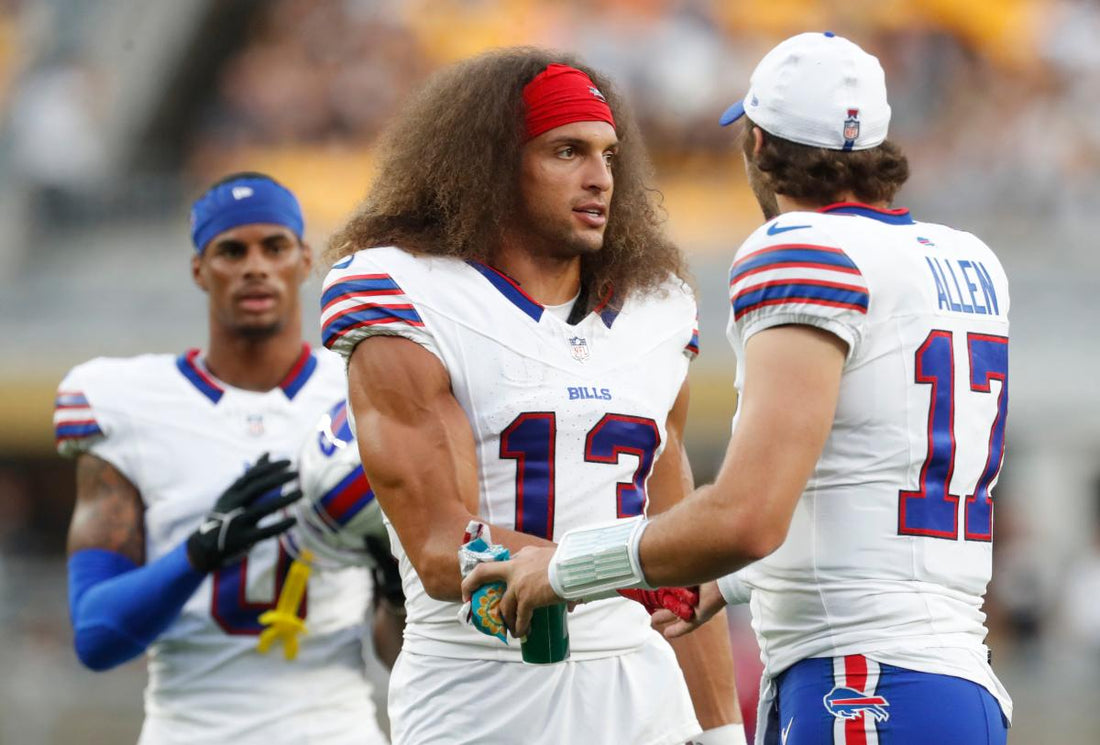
843,109 -> 860,143
568,336 -> 590,362
247,414 -> 265,437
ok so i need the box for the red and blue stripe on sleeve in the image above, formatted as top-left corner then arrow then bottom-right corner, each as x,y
320,273 -> 424,350
54,391 -> 104,453
729,243 -> 869,322
684,327 -> 699,359
313,465 -> 375,528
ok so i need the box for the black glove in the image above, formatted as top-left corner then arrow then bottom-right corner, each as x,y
365,534 -> 406,608
186,454 -> 303,573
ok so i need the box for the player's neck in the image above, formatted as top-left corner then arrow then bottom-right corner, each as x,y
203,321 -> 306,392
489,244 -> 582,307
775,193 -> 888,214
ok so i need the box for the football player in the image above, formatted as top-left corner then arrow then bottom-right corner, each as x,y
467,33 -> 1013,745
56,174 -> 393,744
322,49 -> 743,744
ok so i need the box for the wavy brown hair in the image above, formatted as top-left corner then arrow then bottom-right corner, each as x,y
742,118 -> 910,205
327,47 -> 685,306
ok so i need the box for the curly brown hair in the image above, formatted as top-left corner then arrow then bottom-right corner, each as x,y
742,118 -> 910,205
327,46 -> 685,307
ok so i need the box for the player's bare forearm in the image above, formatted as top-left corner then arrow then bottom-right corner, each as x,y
68,453 -> 145,564
348,336 -> 553,602
668,609 -> 741,729
640,325 -> 846,586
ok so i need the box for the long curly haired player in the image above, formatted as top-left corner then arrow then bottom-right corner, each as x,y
322,48 -> 744,745
328,47 -> 686,318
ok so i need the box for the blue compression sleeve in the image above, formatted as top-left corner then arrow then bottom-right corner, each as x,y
67,543 -> 205,671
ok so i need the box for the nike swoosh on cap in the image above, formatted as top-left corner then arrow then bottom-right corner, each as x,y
767,222 -> 812,236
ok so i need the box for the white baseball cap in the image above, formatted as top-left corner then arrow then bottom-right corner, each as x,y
719,31 -> 891,151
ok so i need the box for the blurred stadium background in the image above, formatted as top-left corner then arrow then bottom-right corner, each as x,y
1,0 -> 1098,742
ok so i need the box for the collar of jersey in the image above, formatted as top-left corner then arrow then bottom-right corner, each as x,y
819,201 -> 914,225
467,261 -> 619,328
176,343 -> 317,404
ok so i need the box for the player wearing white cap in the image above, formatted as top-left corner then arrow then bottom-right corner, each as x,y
467,32 -> 1012,745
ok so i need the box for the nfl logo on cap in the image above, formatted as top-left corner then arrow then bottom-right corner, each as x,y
843,109 -> 860,141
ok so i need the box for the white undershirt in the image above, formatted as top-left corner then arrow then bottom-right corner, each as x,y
544,292 -> 580,322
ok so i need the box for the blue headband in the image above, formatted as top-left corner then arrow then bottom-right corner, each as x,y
189,176 -> 304,253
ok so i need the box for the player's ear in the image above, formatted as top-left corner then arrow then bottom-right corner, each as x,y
752,125 -> 765,157
299,240 -> 314,279
191,253 -> 209,292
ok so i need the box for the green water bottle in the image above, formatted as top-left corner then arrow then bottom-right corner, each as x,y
520,603 -> 570,664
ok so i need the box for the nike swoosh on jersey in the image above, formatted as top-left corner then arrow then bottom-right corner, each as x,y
767,222 -> 812,236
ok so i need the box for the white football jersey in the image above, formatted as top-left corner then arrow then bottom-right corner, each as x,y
725,203 -> 1012,719
322,246 -> 698,661
54,346 -> 384,744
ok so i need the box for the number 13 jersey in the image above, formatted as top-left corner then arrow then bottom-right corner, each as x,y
725,203 -> 1012,719
323,246 -> 699,661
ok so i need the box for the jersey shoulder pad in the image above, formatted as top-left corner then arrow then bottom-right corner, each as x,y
608,275 -> 699,361
54,355 -> 163,458
320,247 -> 438,360
646,275 -> 699,360
729,215 -> 869,356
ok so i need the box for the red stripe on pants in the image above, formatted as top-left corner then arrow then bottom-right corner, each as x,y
844,655 -> 868,745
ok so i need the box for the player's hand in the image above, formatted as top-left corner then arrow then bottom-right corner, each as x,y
651,580 -> 725,639
618,586 -> 699,621
460,545 -> 560,638
186,453 -> 302,573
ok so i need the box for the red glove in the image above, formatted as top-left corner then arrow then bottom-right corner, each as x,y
618,586 -> 699,620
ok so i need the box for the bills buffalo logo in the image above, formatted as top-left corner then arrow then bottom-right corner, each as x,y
843,109 -> 861,143
568,336 -> 590,362
823,686 -> 890,722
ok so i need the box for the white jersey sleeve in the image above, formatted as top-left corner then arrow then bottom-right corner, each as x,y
728,221 -> 870,359
54,359 -> 140,482
320,250 -> 443,363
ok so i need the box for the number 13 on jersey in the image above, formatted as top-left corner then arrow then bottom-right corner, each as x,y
500,412 -> 661,540
899,330 -> 1008,542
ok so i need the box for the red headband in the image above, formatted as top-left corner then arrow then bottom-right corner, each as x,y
522,64 -> 616,141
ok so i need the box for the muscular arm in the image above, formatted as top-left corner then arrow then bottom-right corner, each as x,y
68,453 -> 145,561
347,335 -> 554,602
648,382 -> 741,730
640,325 -> 847,585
